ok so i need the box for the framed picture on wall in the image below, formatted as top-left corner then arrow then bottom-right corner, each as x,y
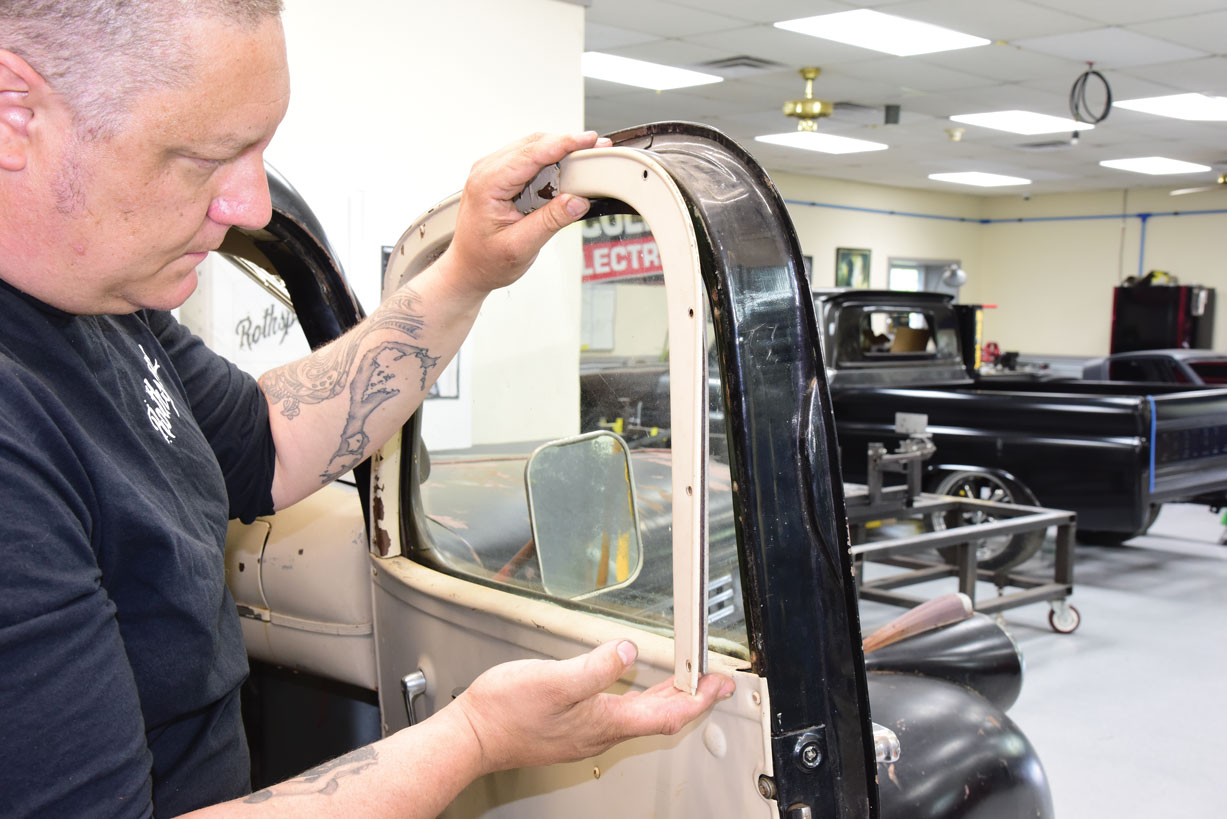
835,247 -> 871,288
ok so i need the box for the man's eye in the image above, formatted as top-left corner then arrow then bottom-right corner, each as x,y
187,155 -> 222,170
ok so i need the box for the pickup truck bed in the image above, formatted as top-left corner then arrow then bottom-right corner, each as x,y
835,381 -> 1227,534
821,290 -> 1227,540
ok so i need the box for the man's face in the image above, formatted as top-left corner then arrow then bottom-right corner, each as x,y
10,14 -> 290,314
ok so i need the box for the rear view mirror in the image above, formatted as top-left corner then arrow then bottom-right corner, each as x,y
526,431 -> 644,600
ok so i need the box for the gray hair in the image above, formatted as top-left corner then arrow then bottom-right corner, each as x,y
0,0 -> 284,139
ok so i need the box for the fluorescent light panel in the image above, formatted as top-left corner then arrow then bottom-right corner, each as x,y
581,52 -> 722,91
1114,93 -> 1227,121
774,10 -> 989,57
929,172 -> 1031,187
950,110 -> 1093,135
755,131 -> 889,155
1099,156 -> 1211,175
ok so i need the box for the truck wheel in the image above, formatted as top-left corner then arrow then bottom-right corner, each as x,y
929,470 -> 1045,572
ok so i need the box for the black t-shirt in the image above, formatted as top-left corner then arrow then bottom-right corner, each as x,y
0,279 -> 276,817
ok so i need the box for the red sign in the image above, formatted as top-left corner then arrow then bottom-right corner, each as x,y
583,236 -> 663,281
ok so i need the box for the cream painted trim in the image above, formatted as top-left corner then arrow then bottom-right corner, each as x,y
375,148 -> 710,694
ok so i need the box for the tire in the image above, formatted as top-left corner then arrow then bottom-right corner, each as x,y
930,470 -> 1045,572
1077,504 -> 1161,546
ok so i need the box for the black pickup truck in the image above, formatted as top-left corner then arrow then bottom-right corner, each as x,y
823,290 -> 1227,546
582,288 -> 1227,564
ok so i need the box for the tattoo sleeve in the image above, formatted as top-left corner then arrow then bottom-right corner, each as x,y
258,288 -> 442,482
244,746 -> 379,803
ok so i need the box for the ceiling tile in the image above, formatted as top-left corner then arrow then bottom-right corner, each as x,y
918,41 -> 1084,83
585,0 -> 746,38
585,22 -> 658,51
1128,9 -> 1227,54
1116,56 -> 1227,95
836,57 -> 1000,93
659,0 -> 849,25
1016,27 -> 1207,69
888,0 -> 1100,41
603,38 -> 736,68
1022,0 -> 1227,26
684,25 -> 889,68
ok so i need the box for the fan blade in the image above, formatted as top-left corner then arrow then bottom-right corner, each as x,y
1170,185 -> 1219,196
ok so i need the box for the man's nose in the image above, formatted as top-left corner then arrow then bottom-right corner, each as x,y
206,155 -> 273,230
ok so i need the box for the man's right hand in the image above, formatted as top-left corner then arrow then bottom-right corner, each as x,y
447,640 -> 735,774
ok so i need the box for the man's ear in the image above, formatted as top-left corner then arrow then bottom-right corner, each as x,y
0,50 -> 45,172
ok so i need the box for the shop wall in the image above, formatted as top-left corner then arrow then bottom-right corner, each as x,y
978,187 -> 1226,355
267,0 -> 586,449
772,169 -> 1227,356
770,171 -> 985,294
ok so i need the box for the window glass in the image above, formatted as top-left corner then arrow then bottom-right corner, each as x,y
1191,360 -> 1227,384
830,304 -> 961,365
1108,359 -> 1153,382
178,252 -> 312,378
888,265 -> 921,291
413,216 -> 748,660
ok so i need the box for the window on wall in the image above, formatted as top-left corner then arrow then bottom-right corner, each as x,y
888,263 -> 922,292
888,258 -> 962,298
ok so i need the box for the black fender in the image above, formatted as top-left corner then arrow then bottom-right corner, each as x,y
870,673 -> 1053,819
865,614 -> 1024,712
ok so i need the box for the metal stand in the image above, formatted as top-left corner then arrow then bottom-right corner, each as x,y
846,432 -> 1079,632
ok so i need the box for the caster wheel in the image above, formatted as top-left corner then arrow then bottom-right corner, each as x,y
1048,603 -> 1080,634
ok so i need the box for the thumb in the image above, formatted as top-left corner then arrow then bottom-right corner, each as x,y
522,193 -> 591,242
550,639 -> 637,704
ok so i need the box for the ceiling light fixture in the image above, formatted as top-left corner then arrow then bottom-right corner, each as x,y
774,10 -> 989,57
929,172 -> 1031,187
580,52 -> 722,91
1099,157 -> 1212,175
950,110 -> 1094,135
1113,93 -> 1227,121
755,131 -> 889,155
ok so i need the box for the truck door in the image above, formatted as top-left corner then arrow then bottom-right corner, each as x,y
368,125 -> 877,818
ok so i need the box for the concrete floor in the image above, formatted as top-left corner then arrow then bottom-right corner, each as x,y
858,503 -> 1227,818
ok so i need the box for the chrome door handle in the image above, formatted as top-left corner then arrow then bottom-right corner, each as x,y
401,670 -> 427,726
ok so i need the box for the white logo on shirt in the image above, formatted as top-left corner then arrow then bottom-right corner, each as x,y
139,345 -> 180,444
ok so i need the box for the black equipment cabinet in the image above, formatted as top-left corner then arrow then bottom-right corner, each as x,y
1110,284 -> 1215,353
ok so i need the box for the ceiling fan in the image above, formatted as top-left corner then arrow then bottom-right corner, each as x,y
782,67 -> 900,129
1170,173 -> 1227,196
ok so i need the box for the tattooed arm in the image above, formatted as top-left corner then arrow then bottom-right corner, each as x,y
179,641 -> 733,818
259,131 -> 604,509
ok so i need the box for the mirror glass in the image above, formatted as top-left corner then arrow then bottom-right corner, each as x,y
526,431 -> 643,600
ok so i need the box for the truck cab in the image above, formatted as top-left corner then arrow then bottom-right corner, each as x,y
212,123 -> 1053,818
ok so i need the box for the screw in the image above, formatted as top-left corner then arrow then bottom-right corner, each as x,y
757,775 -> 777,800
793,731 -> 824,771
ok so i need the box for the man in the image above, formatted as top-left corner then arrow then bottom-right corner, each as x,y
0,2 -> 733,817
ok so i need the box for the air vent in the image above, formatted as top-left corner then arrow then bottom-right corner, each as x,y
1016,138 -> 1078,151
696,55 -> 786,77
832,101 -> 883,124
